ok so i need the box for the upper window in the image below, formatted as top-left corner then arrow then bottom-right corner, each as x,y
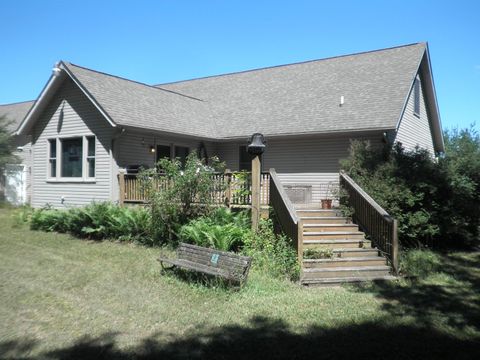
413,76 -> 420,117
48,136 -> 96,180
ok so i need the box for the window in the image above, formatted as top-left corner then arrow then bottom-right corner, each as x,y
47,135 -> 96,180
86,136 -> 95,178
239,146 -> 252,171
174,146 -> 190,167
156,145 -> 171,163
48,139 -> 57,177
61,138 -> 83,177
413,77 -> 420,117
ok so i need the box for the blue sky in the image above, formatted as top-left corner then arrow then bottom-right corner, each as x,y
1,0 -> 478,131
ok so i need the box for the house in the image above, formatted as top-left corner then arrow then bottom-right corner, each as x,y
1,42 -> 443,208
0,100 -> 35,204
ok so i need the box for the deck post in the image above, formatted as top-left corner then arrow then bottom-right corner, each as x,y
118,169 -> 126,207
251,155 -> 261,231
224,169 -> 232,207
392,219 -> 399,274
297,219 -> 304,266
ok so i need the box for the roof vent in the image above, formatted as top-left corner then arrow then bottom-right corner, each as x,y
52,61 -> 62,77
340,95 -> 345,107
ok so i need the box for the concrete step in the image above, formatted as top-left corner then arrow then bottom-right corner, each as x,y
303,239 -> 371,249
303,257 -> 387,268
303,224 -> 359,232
296,209 -> 342,217
299,216 -> 351,224
301,275 -> 397,286
302,265 -> 391,279
303,231 -> 365,240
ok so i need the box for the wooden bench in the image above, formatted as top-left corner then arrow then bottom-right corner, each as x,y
158,243 -> 252,285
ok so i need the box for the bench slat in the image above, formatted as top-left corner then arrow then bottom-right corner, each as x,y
159,243 -> 252,284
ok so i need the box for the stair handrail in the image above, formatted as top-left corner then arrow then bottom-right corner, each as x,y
339,170 -> 399,274
269,169 -> 298,225
269,169 -> 302,262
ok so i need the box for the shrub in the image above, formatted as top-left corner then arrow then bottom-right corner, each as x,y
242,219 -> 300,281
28,202 -> 153,244
341,126 -> 480,248
179,209 -> 249,251
139,153 -> 225,243
400,249 -> 442,278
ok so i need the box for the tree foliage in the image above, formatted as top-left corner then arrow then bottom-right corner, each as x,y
341,126 -> 480,248
0,115 -> 19,169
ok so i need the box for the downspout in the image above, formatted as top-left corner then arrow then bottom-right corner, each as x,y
111,127 -> 126,202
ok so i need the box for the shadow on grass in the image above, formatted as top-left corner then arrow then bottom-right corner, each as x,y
2,316 -> 480,360
353,252 -> 480,333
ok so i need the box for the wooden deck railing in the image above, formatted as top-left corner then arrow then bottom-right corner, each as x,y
269,169 -> 303,263
339,171 -> 398,273
118,171 -> 270,208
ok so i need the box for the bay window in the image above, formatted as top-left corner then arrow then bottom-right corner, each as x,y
47,135 -> 96,180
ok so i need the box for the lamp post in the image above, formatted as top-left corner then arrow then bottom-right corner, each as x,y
247,133 -> 266,231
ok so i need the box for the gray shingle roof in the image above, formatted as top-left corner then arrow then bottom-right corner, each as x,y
64,63 -> 218,138
0,100 -> 35,132
13,43 -> 428,140
158,43 -> 426,139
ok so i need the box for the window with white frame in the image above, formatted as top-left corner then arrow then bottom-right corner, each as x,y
413,76 -> 420,117
47,136 -> 96,180
86,136 -> 95,178
48,139 -> 57,177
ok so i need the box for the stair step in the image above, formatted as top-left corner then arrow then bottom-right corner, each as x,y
303,257 -> 387,268
301,275 -> 397,286
299,216 -> 351,224
333,248 -> 380,257
302,265 -> 391,279
303,239 -> 371,249
303,224 -> 359,232
296,209 -> 341,217
303,231 -> 365,240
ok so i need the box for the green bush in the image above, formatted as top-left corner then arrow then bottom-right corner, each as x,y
179,208 -> 249,251
139,153 -> 225,243
400,249 -> 442,278
341,126 -> 480,248
242,219 -> 300,281
29,202 -> 153,244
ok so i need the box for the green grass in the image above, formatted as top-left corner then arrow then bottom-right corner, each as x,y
1,208 -> 479,359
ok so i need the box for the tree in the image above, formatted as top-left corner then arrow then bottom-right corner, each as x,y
0,115 -> 19,169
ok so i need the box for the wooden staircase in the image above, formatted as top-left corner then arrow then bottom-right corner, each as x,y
297,207 -> 395,286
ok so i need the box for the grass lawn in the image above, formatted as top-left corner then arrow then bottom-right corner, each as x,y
1,208 -> 479,359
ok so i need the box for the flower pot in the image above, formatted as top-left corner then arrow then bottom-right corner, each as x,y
321,199 -> 332,209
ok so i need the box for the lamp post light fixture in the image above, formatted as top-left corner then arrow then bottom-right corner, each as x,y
247,133 -> 266,231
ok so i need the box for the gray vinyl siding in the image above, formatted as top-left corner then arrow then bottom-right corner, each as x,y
31,78 -> 114,208
216,132 -> 383,203
394,74 -> 435,155
116,130 -> 217,169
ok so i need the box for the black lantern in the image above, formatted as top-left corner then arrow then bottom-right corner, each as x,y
247,133 -> 266,155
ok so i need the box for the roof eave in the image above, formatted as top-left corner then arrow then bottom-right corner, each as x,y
16,62 -> 117,136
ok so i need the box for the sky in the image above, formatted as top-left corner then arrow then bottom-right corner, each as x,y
0,0 -> 479,131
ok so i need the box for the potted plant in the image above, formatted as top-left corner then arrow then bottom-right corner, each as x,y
321,182 -> 335,209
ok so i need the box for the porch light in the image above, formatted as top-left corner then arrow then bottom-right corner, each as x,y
247,133 -> 266,155
149,145 -> 155,153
